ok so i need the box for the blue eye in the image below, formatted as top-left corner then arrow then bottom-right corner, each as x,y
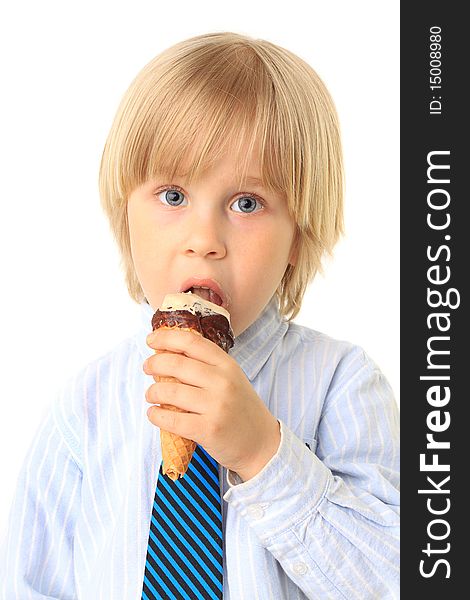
231,196 -> 263,213
157,188 -> 187,206
155,187 -> 264,213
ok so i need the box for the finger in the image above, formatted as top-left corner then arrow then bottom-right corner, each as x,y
145,381 -> 206,414
146,328 -> 227,366
144,352 -> 221,388
147,404 -> 202,441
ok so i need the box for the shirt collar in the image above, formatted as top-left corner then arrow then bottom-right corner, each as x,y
136,295 -> 288,381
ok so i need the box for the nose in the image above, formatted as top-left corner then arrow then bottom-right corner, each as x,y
182,210 -> 227,259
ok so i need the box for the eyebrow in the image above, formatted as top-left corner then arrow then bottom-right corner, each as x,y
151,173 -> 267,190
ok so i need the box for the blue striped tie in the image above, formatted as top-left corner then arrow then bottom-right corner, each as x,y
141,444 -> 224,599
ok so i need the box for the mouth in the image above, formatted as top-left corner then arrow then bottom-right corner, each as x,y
178,277 -> 229,309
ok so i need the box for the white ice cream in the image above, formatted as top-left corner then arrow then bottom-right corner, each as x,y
159,292 -> 231,323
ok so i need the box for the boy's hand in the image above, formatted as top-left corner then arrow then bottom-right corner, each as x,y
144,328 -> 281,482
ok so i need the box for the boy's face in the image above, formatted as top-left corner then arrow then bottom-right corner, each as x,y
127,149 -> 297,337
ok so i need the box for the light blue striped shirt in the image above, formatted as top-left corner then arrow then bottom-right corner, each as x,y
0,296 -> 399,599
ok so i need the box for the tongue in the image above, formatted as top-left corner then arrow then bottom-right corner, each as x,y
189,286 -> 223,306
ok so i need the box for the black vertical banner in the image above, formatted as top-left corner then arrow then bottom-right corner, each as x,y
401,2 -> 466,596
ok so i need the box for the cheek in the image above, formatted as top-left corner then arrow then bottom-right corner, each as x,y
254,221 -> 294,264
127,203 -> 145,253
234,224 -> 293,286
127,219 -> 166,294
128,205 -> 163,258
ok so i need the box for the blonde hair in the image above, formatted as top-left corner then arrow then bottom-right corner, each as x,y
99,31 -> 344,321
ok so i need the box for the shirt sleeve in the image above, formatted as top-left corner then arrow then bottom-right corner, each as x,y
223,347 -> 400,599
0,405 -> 82,599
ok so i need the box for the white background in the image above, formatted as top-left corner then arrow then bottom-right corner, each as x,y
0,0 -> 399,536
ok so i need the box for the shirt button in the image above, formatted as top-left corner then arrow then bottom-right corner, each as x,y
247,504 -> 264,519
293,562 -> 308,575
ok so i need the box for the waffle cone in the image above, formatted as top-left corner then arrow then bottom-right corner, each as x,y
155,326 -> 201,481
151,294 -> 234,480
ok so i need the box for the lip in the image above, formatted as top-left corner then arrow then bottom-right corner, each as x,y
178,277 -> 230,309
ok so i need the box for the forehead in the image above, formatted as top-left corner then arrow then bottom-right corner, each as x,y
141,117 -> 285,200
157,138 -> 267,187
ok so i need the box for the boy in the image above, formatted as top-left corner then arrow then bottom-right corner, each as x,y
0,32 -> 399,598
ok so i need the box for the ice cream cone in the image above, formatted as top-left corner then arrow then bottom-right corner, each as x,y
151,293 -> 234,480
154,326 -> 201,481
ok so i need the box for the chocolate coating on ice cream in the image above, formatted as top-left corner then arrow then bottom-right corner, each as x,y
152,309 -> 234,353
